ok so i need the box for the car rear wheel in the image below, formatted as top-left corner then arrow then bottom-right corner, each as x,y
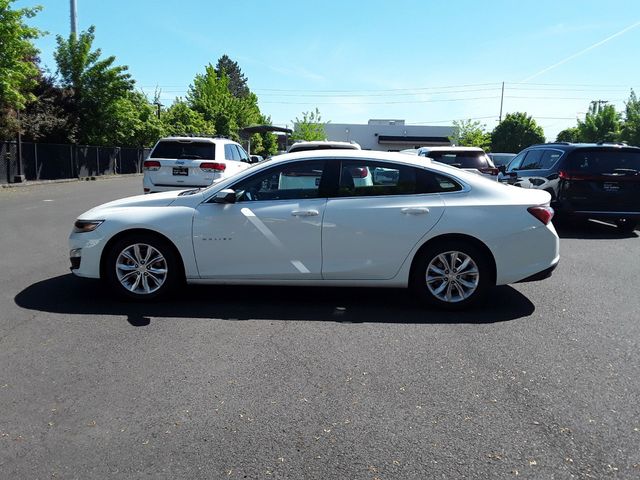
105,234 -> 180,300
411,240 -> 491,310
615,218 -> 637,233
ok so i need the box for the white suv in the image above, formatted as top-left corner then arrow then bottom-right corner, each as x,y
143,136 -> 252,193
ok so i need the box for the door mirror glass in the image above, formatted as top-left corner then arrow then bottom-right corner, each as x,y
213,189 -> 237,204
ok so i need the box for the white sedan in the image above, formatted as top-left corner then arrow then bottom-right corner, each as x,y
69,150 -> 559,309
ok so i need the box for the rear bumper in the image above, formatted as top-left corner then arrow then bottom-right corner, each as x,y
517,261 -> 558,283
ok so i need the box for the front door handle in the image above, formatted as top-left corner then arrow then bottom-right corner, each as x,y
291,209 -> 319,217
401,207 -> 430,215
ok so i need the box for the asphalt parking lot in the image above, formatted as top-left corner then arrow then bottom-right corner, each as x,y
1,176 -> 639,479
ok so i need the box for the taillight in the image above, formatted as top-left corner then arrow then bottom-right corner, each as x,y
143,160 -> 161,171
200,162 -> 226,172
558,170 -> 600,181
350,166 -> 369,178
528,206 -> 554,225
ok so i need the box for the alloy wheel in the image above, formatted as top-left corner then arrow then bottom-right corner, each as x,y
426,251 -> 479,303
115,243 -> 168,295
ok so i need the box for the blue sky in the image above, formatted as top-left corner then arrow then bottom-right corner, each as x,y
17,0 -> 640,139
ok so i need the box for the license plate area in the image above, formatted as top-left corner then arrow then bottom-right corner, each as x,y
173,167 -> 188,176
603,182 -> 619,192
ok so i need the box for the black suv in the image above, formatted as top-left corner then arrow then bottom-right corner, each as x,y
502,143 -> 640,232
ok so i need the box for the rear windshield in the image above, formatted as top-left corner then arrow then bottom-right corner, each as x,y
568,149 -> 640,174
426,151 -> 490,169
150,141 -> 215,160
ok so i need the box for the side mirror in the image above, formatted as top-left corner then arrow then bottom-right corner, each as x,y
213,189 -> 237,204
498,165 -> 506,174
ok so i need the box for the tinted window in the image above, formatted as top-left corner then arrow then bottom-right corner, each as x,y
232,161 -> 326,202
337,160 -> 461,197
150,141 -> 215,160
425,151 -> 489,169
224,144 -> 240,161
539,150 -> 563,169
506,152 -> 526,171
568,149 -> 640,174
520,150 -> 544,170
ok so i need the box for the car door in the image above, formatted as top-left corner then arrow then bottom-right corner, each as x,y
192,160 -> 327,279
321,159 -> 448,280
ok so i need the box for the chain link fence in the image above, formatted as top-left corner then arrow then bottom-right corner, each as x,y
1,141 -> 151,184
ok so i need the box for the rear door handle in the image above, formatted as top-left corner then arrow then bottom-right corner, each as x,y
401,207 -> 430,215
291,209 -> 319,217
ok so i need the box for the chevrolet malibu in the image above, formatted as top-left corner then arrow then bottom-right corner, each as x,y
69,150 -> 559,309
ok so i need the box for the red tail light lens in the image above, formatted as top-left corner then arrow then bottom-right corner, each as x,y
528,206 -> 554,225
143,160 -> 161,171
200,162 -> 226,172
350,166 -> 369,178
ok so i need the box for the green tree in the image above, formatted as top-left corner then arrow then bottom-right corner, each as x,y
21,72 -> 76,143
215,54 -> 249,98
54,26 -> 135,145
0,0 -> 43,111
576,101 -> 621,143
162,99 -> 215,136
556,127 -> 579,143
490,112 -> 545,153
292,108 -> 326,141
104,91 -> 165,147
621,90 -> 640,147
451,119 -> 491,150
187,63 -> 261,140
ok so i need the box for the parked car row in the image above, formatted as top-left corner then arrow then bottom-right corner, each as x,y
500,142 -> 640,232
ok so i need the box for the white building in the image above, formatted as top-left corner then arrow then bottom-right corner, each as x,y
323,119 -> 453,151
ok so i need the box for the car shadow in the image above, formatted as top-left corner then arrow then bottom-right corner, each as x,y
15,274 -> 535,326
554,219 -> 638,240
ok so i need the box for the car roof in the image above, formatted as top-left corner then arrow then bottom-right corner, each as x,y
158,136 -> 238,144
418,146 -> 485,152
525,142 -> 640,152
270,148 -> 435,169
287,140 -> 361,151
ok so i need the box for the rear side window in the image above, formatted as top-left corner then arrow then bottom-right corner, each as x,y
150,141 -> 215,160
520,150 -> 544,169
336,160 -> 462,197
426,151 -> 489,169
224,144 -> 240,161
568,149 -> 640,174
539,150 -> 563,169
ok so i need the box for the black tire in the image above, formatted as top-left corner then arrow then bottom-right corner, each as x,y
615,218 -> 637,233
410,240 -> 492,310
104,233 -> 181,300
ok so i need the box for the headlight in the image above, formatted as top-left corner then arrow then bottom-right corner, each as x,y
73,220 -> 104,233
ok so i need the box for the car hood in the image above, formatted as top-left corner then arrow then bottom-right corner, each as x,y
79,190 -> 199,218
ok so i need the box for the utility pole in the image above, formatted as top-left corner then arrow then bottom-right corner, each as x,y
70,0 -> 77,37
499,81 -> 505,123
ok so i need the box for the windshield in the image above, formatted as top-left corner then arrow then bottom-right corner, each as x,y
150,141 -> 216,160
568,150 -> 640,174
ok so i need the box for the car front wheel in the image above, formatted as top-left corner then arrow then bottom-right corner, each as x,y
105,234 -> 180,300
411,240 -> 491,310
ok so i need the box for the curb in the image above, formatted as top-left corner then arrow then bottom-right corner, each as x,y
1,173 -> 142,189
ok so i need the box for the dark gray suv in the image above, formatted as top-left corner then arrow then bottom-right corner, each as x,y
503,143 -> 640,232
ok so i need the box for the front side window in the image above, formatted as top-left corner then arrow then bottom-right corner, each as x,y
231,160 -> 326,202
236,145 -> 250,163
506,152 -> 526,171
336,160 -> 461,197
